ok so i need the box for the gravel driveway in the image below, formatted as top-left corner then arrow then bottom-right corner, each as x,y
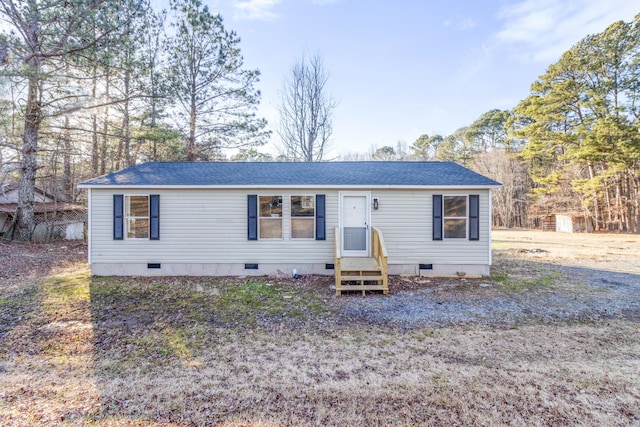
339,268 -> 640,327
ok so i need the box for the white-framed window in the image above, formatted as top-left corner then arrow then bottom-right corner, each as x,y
290,195 -> 315,239
125,195 -> 149,239
259,195 -> 283,239
443,195 -> 467,239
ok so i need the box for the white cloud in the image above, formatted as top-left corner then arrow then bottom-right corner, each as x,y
494,0 -> 639,63
441,18 -> 477,31
457,18 -> 477,31
233,0 -> 282,21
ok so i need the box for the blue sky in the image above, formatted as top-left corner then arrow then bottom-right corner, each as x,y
185,0 -> 639,157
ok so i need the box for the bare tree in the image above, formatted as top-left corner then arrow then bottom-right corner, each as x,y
340,151 -> 371,161
472,150 -> 531,228
277,54 -> 336,162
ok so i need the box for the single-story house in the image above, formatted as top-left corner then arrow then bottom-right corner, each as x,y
78,162 -> 501,291
0,183 -> 86,241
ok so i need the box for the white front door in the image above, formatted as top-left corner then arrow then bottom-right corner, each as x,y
340,192 -> 370,257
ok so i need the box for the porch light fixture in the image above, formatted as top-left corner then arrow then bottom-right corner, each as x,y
373,197 -> 379,210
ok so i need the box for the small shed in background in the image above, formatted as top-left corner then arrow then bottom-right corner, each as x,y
0,183 -> 87,241
543,213 -> 594,233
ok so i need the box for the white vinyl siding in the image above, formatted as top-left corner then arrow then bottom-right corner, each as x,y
89,188 -> 491,268
370,189 -> 491,265
90,189 -> 338,264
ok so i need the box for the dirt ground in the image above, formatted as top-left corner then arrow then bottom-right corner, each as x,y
2,228 -> 639,292
492,229 -> 640,274
0,230 -> 639,426
0,240 -> 87,288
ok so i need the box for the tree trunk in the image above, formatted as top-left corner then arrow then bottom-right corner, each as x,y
623,170 -> 635,233
63,115 -> 72,201
15,75 -> 41,241
115,67 -> 123,170
615,176 -> 624,231
587,162 -> 600,230
151,76 -> 158,161
91,63 -> 99,175
188,82 -> 197,161
604,185 -> 613,231
632,173 -> 640,233
101,68 -> 110,175
116,138 -> 123,170
122,66 -> 132,167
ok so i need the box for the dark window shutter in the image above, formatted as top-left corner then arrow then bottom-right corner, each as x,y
433,194 -> 442,241
248,194 -> 258,240
469,194 -> 479,241
316,194 -> 326,240
150,194 -> 160,240
113,194 -> 124,240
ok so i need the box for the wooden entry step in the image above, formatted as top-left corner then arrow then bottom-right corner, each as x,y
340,275 -> 384,281
334,227 -> 389,296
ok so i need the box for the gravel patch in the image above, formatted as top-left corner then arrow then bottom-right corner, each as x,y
339,268 -> 640,328
2,230 -> 639,330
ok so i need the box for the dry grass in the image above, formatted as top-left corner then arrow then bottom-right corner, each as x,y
492,229 -> 640,274
1,231 -> 640,426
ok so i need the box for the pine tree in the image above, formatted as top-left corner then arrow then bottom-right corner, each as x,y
166,0 -> 268,161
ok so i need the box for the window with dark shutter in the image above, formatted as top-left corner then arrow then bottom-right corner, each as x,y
113,194 -> 124,240
433,194 -> 442,241
316,194 -> 326,240
469,194 -> 479,241
248,194 -> 258,240
443,195 -> 467,239
150,194 -> 160,240
124,195 -> 150,239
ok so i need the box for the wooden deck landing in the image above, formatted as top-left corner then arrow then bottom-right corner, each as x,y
340,257 -> 378,271
334,227 -> 389,296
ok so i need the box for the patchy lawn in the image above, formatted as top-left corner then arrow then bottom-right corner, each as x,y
1,231 -> 639,426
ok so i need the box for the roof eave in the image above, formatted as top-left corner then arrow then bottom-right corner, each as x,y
77,183 -> 501,190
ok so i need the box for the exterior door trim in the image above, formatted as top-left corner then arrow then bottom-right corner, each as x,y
339,191 -> 371,257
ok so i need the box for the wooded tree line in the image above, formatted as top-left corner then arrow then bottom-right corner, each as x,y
0,3 -> 638,241
0,0 -> 268,240
354,15 -> 640,233
514,16 -> 640,232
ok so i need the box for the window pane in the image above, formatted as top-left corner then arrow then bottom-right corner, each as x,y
291,196 -> 314,217
444,196 -> 466,217
259,218 -> 282,238
291,218 -> 314,238
344,227 -> 367,250
127,218 -> 149,238
260,196 -> 282,217
444,219 -> 466,238
128,196 -> 149,217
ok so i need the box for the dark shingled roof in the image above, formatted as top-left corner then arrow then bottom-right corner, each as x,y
79,161 -> 501,187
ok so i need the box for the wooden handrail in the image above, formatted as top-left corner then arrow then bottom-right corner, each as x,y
371,227 -> 388,259
371,227 -> 389,294
334,226 -> 389,295
334,227 -> 342,295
